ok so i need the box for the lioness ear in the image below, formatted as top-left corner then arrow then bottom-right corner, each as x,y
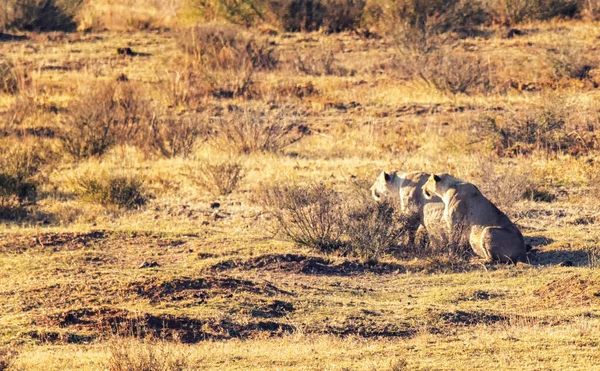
384,172 -> 391,182
433,174 -> 441,182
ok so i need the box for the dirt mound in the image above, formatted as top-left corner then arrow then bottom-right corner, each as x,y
437,310 -> 508,326
1,231 -> 107,253
535,274 -> 600,306
423,309 -> 510,334
251,300 -> 295,318
211,254 -> 405,276
308,315 -> 414,338
452,290 -> 503,303
49,307 -> 295,343
133,276 -> 291,304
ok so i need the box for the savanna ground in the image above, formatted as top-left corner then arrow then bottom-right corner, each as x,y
1,1 -> 600,370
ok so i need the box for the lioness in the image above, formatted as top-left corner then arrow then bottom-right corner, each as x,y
371,171 -> 447,247
422,173 -> 527,263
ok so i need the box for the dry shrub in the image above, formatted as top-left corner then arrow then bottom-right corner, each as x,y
258,182 -> 417,260
0,349 -> 17,371
107,338 -> 191,371
471,159 -> 533,213
549,45 -> 597,82
0,143 -> 46,217
398,46 -> 494,95
258,183 -> 346,253
187,158 -> 245,196
365,0 -> 490,36
292,42 -> 349,76
473,95 -> 599,157
148,114 -> 207,158
179,24 -> 277,71
0,0 -> 83,31
59,82 -> 148,159
274,0 -> 366,32
493,0 -> 581,24
174,24 -> 276,100
71,170 -> 148,209
345,198 -> 419,262
211,107 -> 305,154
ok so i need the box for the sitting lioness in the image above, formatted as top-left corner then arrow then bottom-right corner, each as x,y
422,173 -> 527,263
371,171 -> 447,247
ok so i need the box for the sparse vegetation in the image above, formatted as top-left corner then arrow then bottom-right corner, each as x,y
59,83 -> 148,159
107,338 -> 192,371
211,107 -> 305,154
0,143 -> 45,217
188,157 -> 245,196
148,114 -> 207,158
71,169 -> 148,209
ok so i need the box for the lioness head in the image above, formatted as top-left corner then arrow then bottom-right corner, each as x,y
423,174 -> 442,200
370,171 -> 396,201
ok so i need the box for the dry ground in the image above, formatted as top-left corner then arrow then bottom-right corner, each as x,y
1,20 -> 600,370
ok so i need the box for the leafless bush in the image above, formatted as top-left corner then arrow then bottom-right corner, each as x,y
148,114 -> 208,158
179,24 -> 277,71
59,83 -> 148,159
399,47 -> 494,95
0,0 -> 83,31
188,158 -> 245,196
70,170 -> 148,209
258,183 -> 419,260
175,24 -> 277,100
107,338 -> 192,371
258,183 -> 346,253
2,94 -> 37,130
274,0 -> 365,32
292,43 -> 349,76
344,198 -> 419,262
472,96 -> 597,156
211,108 -> 305,154
471,159 -> 533,212
493,0 -> 580,24
549,45 -> 597,81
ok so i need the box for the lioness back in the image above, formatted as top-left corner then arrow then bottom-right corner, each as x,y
424,173 -> 527,263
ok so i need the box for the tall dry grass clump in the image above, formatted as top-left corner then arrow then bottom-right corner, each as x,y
0,143 -> 47,217
0,59 -> 26,95
70,169 -> 148,209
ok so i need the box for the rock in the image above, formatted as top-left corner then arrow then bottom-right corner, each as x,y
117,47 -> 135,56
502,29 -> 523,39
139,261 -> 160,269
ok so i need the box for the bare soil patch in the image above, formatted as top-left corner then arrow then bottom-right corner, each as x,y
210,254 -> 405,276
133,276 -> 292,303
535,274 -> 600,306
